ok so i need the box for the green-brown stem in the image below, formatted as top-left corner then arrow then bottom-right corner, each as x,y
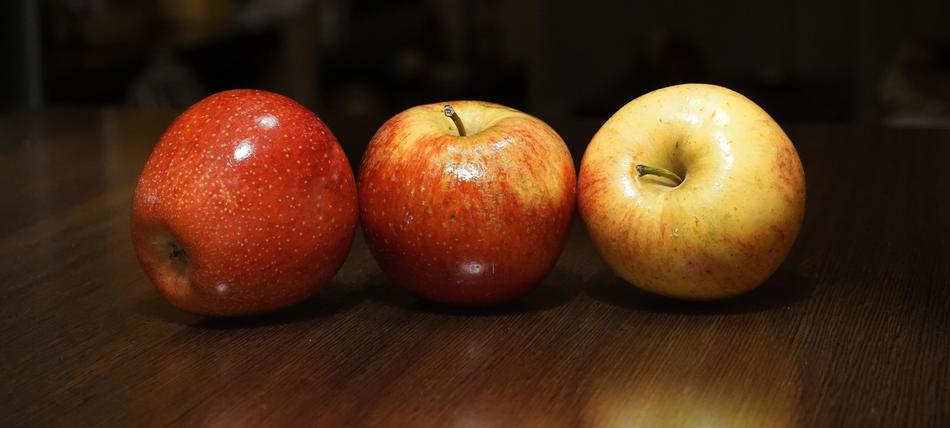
443,104 -> 467,137
636,164 -> 683,186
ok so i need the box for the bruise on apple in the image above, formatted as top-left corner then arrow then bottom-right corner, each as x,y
774,146 -> 807,207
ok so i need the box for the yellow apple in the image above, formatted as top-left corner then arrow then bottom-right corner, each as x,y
578,84 -> 806,299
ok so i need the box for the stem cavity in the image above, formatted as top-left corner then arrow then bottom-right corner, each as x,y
168,239 -> 189,268
636,164 -> 684,186
443,104 -> 467,137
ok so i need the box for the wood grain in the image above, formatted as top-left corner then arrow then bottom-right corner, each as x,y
0,110 -> 948,427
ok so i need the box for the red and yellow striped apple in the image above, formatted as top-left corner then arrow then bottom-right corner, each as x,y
359,101 -> 576,305
131,89 -> 358,316
578,84 -> 806,299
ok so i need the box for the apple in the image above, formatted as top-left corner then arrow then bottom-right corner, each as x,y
578,84 -> 806,299
131,89 -> 358,316
359,101 -> 576,305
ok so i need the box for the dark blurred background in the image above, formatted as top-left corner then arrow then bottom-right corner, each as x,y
3,0 -> 950,126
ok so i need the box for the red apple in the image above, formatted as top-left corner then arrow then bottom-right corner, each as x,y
131,89 -> 358,316
358,101 -> 576,305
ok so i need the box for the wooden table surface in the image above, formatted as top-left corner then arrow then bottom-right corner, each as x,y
1,109 -> 948,427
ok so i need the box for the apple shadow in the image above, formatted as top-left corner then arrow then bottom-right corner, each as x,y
134,293 -> 204,325
368,268 -> 583,316
134,279 -> 366,329
584,267 -> 814,315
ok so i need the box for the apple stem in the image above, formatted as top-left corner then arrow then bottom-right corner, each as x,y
636,164 -> 684,186
443,104 -> 467,137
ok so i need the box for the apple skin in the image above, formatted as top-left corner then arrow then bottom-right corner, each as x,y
131,89 -> 358,316
359,101 -> 576,305
578,84 -> 806,299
